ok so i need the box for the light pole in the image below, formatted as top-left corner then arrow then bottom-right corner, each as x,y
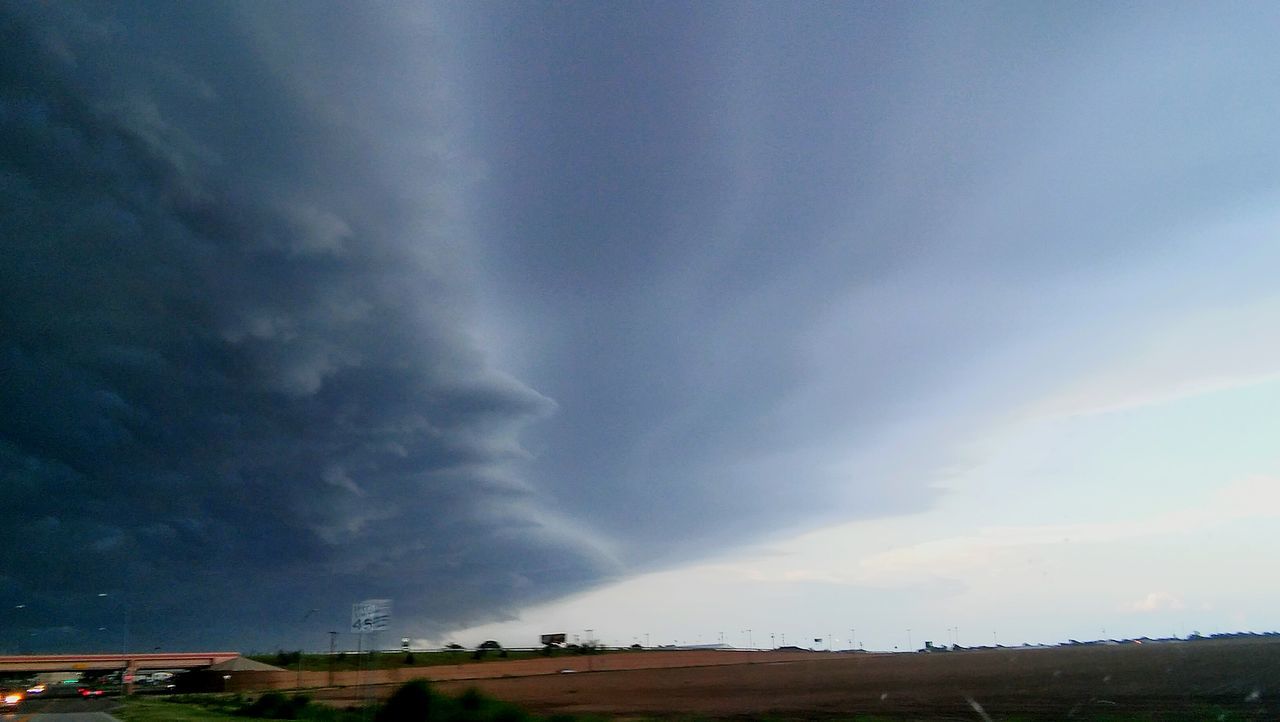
97,593 -> 129,655
13,604 -> 27,654
328,631 -> 338,687
297,609 -> 318,690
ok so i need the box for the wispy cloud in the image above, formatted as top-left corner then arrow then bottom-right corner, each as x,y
1126,592 -> 1185,613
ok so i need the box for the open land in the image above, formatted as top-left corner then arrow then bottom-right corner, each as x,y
309,637 -> 1280,720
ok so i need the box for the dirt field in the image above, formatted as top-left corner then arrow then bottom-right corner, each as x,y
315,638 -> 1280,719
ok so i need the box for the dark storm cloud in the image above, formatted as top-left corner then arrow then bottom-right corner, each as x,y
6,0 -> 1280,651
0,1 -> 614,650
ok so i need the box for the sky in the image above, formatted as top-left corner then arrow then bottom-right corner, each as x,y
2,1 -> 1278,654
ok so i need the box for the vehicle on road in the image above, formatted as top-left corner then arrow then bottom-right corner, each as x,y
1,689 -> 23,709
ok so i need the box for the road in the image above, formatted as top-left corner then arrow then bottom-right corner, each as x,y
3,695 -> 119,721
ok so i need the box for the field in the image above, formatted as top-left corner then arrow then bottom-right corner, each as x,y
310,637 -> 1280,720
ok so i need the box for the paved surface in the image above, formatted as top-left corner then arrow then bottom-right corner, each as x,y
2,695 -> 119,721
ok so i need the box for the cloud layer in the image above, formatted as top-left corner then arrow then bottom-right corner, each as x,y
0,2 -> 614,650
3,1 -> 1280,651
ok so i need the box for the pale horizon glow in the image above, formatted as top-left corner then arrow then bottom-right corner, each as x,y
442,373 -> 1280,652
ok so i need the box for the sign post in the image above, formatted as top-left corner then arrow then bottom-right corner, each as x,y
351,600 -> 391,633
351,599 -> 390,710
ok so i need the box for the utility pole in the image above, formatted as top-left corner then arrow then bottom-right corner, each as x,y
328,632 -> 337,687
297,609 -> 317,690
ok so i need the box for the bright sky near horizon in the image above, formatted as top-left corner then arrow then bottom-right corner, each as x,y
2,1 -> 1278,652
448,372 -> 1280,651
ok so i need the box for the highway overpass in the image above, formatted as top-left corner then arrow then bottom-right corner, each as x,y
0,652 -> 243,692
0,652 -> 240,673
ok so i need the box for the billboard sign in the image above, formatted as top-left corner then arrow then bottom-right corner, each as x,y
351,599 -> 392,633
540,633 -> 567,645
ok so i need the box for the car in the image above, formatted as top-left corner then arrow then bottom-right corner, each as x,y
1,690 -> 23,709
77,686 -> 105,697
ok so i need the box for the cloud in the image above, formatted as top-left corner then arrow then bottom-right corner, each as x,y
5,0 -> 1280,651
0,1 -> 610,650
1127,592 -> 1185,613
690,473 -> 1280,595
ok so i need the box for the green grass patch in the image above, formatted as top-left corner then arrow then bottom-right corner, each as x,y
115,696 -> 245,722
116,692 -> 366,721
116,682 -> 603,722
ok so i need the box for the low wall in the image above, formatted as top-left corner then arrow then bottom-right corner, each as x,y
218,650 -> 837,693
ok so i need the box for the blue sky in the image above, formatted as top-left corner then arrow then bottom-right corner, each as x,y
2,1 -> 1278,652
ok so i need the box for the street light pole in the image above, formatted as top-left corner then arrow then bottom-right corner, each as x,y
13,605 -> 27,655
297,609 -> 318,690
328,631 -> 338,687
97,593 -> 129,655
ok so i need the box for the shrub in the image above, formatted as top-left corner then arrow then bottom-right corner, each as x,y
490,705 -> 531,722
238,691 -> 311,719
375,679 -> 434,722
275,650 -> 303,667
458,688 -> 485,711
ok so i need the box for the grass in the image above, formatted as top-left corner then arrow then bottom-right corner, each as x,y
115,688 -> 1270,722
115,697 -> 244,721
115,693 -> 366,722
114,683 -> 587,722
